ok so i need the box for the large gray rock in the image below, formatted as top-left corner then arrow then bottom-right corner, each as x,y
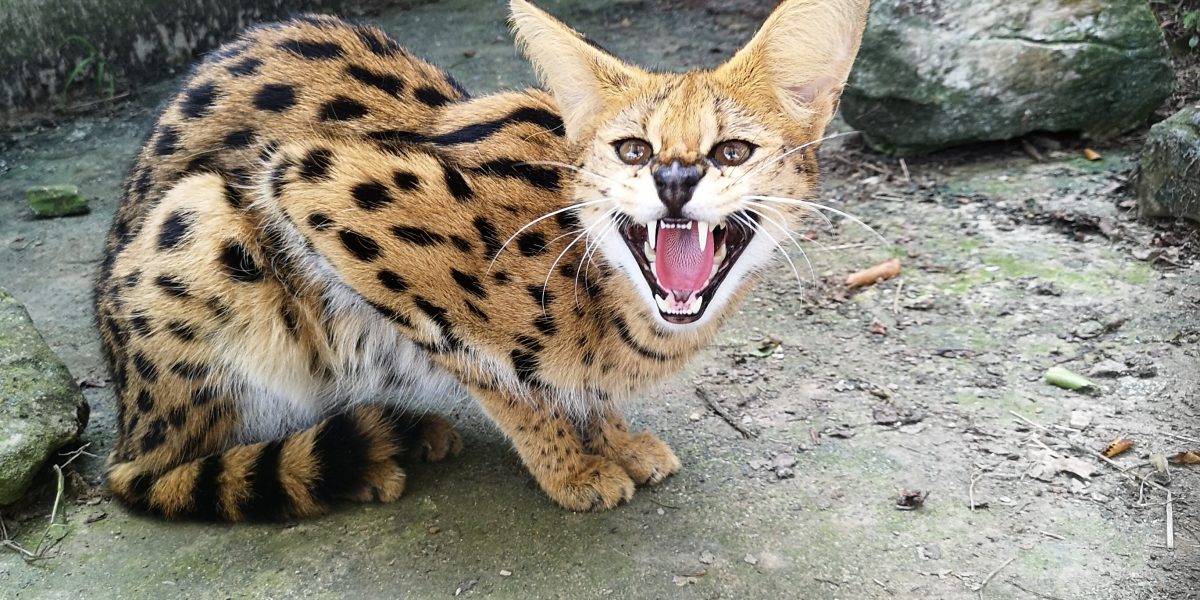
841,0 -> 1176,155
0,288 -> 88,505
1137,106 -> 1200,223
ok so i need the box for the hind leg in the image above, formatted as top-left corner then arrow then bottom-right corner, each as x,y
405,414 -> 464,462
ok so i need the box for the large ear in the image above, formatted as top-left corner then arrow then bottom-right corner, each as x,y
717,0 -> 869,129
509,0 -> 642,141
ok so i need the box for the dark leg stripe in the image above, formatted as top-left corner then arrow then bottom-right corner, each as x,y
190,455 -> 224,520
243,441 -> 287,520
310,413 -> 370,502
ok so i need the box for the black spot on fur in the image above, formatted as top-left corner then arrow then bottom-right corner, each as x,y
392,225 -> 445,246
220,241 -> 262,282
254,84 -> 296,112
320,97 -> 369,121
356,27 -> 402,56
129,313 -> 152,337
392,170 -> 420,191
223,128 -> 255,149
191,386 -> 218,406
157,211 -> 192,251
223,180 -> 244,209
277,39 -> 343,60
516,232 -> 548,257
350,181 -> 392,211
414,86 -> 451,107
347,64 -> 404,96
527,285 -> 553,306
307,213 -> 334,231
140,418 -> 167,452
510,348 -> 540,385
180,82 -> 219,119
612,315 -> 671,361
413,296 -> 461,351
154,126 -> 180,156
226,56 -> 263,77
154,274 -> 189,297
367,129 -> 429,146
472,159 -> 561,191
339,229 -> 381,261
171,361 -> 210,380
450,269 -> 487,298
136,390 -> 154,413
368,301 -> 413,327
168,406 -> 188,429
123,270 -> 142,288
473,217 -> 501,259
556,209 -> 582,232
298,148 -> 335,181
133,353 -> 158,382
492,271 -> 511,284
558,263 -> 577,279
377,270 -> 409,293
533,314 -> 557,336
167,320 -> 198,342
449,235 -> 472,253
442,163 -> 474,201
431,106 -> 564,145
464,300 -> 489,321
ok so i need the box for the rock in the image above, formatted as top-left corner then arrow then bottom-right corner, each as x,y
25,184 -> 88,218
1136,105 -> 1200,223
841,0 -> 1175,155
1088,359 -> 1128,378
0,288 -> 88,505
1068,410 -> 1092,430
1074,320 -> 1106,339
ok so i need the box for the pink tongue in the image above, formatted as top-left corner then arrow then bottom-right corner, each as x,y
655,224 -> 715,293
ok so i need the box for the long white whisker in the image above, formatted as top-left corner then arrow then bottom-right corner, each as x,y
734,130 -> 860,184
731,213 -> 804,294
544,208 -> 617,309
519,161 -> 636,191
576,216 -> 621,302
486,197 -> 612,273
743,206 -> 817,284
744,195 -> 889,246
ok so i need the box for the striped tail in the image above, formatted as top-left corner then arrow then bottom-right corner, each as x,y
107,406 -> 422,521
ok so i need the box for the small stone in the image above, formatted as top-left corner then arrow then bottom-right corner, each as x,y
688,412 -> 701,422
656,507 -> 665,515
26,184 -> 89,218
1088,360 -> 1128,378
771,453 -> 797,470
499,569 -> 512,577
1073,320 -> 1105,339
744,554 -> 758,565
774,467 -> 795,479
699,551 -> 716,565
1068,411 -> 1092,430
427,526 -> 441,534
919,544 -> 942,560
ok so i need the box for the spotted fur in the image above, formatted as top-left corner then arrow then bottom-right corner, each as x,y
96,1 -> 868,519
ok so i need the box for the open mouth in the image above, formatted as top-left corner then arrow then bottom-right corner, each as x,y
617,213 -> 755,324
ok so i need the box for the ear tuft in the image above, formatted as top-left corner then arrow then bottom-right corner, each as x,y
509,0 -> 642,141
718,0 -> 869,129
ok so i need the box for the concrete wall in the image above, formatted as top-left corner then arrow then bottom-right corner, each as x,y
0,0 -> 416,111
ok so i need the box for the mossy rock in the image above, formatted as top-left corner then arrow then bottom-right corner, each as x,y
26,184 -> 88,218
0,288 -> 88,505
841,0 -> 1176,156
1136,105 -> 1200,223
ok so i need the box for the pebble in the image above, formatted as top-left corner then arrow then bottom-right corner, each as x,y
1069,410 -> 1092,430
744,554 -> 759,565
1087,359 -> 1127,378
499,570 -> 512,577
699,551 -> 716,565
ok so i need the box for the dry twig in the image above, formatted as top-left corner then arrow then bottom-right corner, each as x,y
974,556 -> 1016,597
695,387 -> 755,439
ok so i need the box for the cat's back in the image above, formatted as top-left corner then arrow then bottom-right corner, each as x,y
108,15 -> 468,237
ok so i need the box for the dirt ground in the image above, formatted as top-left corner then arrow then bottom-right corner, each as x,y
2,0 -> 1199,598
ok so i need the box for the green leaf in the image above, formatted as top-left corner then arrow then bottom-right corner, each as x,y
63,55 -> 95,96
1184,11 -> 1198,30
1190,35 -> 1199,49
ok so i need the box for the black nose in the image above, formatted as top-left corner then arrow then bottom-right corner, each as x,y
652,160 -> 703,218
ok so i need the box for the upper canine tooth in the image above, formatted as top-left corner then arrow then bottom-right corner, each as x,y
648,220 -> 658,250
697,221 -> 710,252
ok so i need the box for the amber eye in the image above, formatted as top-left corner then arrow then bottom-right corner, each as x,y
615,139 -> 652,166
711,140 -> 754,167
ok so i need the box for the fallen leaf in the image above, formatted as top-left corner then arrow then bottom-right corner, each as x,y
1101,438 -> 1135,459
1082,148 -> 1102,161
846,258 -> 901,288
1168,451 -> 1200,465
1044,366 -> 1097,393
748,335 -> 782,358
869,321 -> 888,335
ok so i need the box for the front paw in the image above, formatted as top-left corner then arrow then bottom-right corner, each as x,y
605,431 -> 680,485
543,455 -> 635,511
414,415 -> 463,462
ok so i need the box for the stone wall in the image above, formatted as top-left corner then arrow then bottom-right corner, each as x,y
0,0 -> 415,111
